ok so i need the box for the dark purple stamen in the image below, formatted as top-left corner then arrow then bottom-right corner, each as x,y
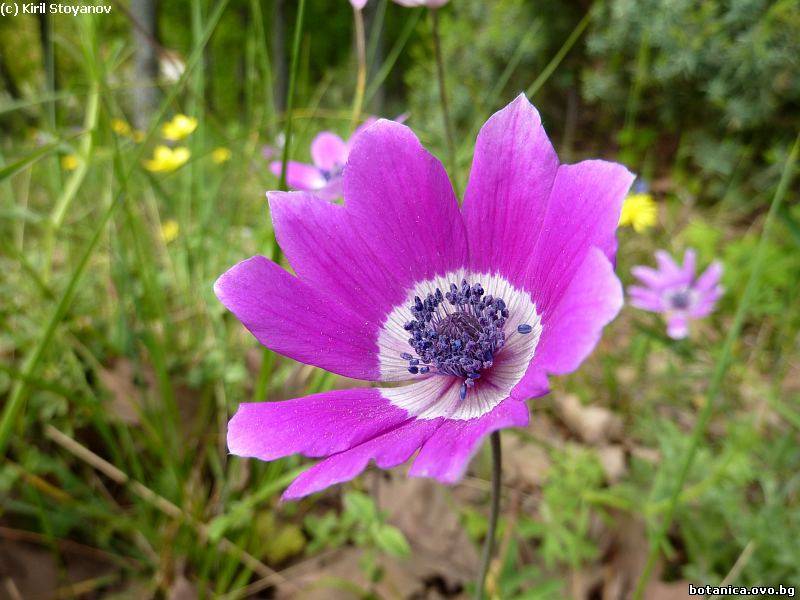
400,279 -> 510,399
517,324 -> 533,334
670,291 -> 691,310
320,163 -> 344,182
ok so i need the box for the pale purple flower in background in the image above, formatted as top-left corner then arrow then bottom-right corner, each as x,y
268,128 -> 357,201
629,249 -> 724,339
393,0 -> 450,6
269,116 -> 405,200
216,94 -> 633,499
262,132 -> 284,161
350,0 -> 449,8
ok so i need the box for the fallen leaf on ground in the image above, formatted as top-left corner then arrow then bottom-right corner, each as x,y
555,394 -> 623,445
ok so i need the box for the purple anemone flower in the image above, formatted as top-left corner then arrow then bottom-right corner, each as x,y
216,94 -> 634,500
350,0 -> 449,8
269,119 -> 378,201
629,249 -> 724,339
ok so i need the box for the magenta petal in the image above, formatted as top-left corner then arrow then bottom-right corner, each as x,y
628,285 -> 664,312
311,132 -> 348,171
512,247 -> 622,398
346,117 -> 377,152
666,315 -> 689,339
282,418 -> 443,500
690,286 -> 723,318
269,192 -> 409,325
654,250 -> 689,286
314,178 -> 344,201
462,94 -> 559,286
631,265 -> 669,290
695,261 -> 723,293
269,160 -> 325,191
214,256 -> 380,380
343,119 -> 468,285
509,368 -> 549,402
531,247 -> 622,376
227,388 -> 411,461
526,160 -> 634,314
408,399 -> 529,483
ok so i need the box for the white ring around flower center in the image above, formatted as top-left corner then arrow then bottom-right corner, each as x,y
376,270 -> 542,420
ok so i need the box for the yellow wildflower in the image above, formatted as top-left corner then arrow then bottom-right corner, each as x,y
143,145 -> 190,173
619,193 -> 658,233
61,154 -> 80,171
111,118 -> 132,137
211,147 -> 232,164
162,114 -> 197,141
161,219 -> 180,243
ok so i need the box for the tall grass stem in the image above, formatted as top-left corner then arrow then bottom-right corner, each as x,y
254,0 -> 307,405
351,6 -> 367,128
431,8 -> 459,197
475,431 -> 502,600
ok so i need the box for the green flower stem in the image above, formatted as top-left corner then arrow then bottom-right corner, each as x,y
632,132 -> 800,599
475,431 -> 502,600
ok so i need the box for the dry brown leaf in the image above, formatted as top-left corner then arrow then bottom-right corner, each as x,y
596,445 -> 627,484
0,539 -> 113,599
167,574 -> 197,600
555,394 -> 623,445
503,433 -> 551,490
378,473 -> 478,582
97,358 -> 151,425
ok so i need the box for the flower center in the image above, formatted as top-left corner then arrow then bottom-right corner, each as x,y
321,163 -> 344,182
668,289 -> 692,310
400,279 -> 534,400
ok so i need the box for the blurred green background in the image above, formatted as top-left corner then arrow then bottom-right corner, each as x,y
1,0 -> 799,597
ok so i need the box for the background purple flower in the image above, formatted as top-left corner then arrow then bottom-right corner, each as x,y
217,94 -> 633,499
350,0 -> 449,8
393,0 -> 450,6
629,249 -> 724,339
269,117 -> 398,201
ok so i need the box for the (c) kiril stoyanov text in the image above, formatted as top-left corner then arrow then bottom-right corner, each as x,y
2,2 -> 112,16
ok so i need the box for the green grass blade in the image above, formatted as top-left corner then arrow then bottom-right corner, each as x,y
525,10 -> 591,100
253,0 -> 308,405
364,9 -> 422,106
0,135 -> 79,182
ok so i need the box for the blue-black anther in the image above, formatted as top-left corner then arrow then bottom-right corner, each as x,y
517,324 -> 533,334
398,279 -> 514,401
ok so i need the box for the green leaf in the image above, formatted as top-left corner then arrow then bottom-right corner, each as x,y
372,524 -> 410,557
343,490 -> 378,522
